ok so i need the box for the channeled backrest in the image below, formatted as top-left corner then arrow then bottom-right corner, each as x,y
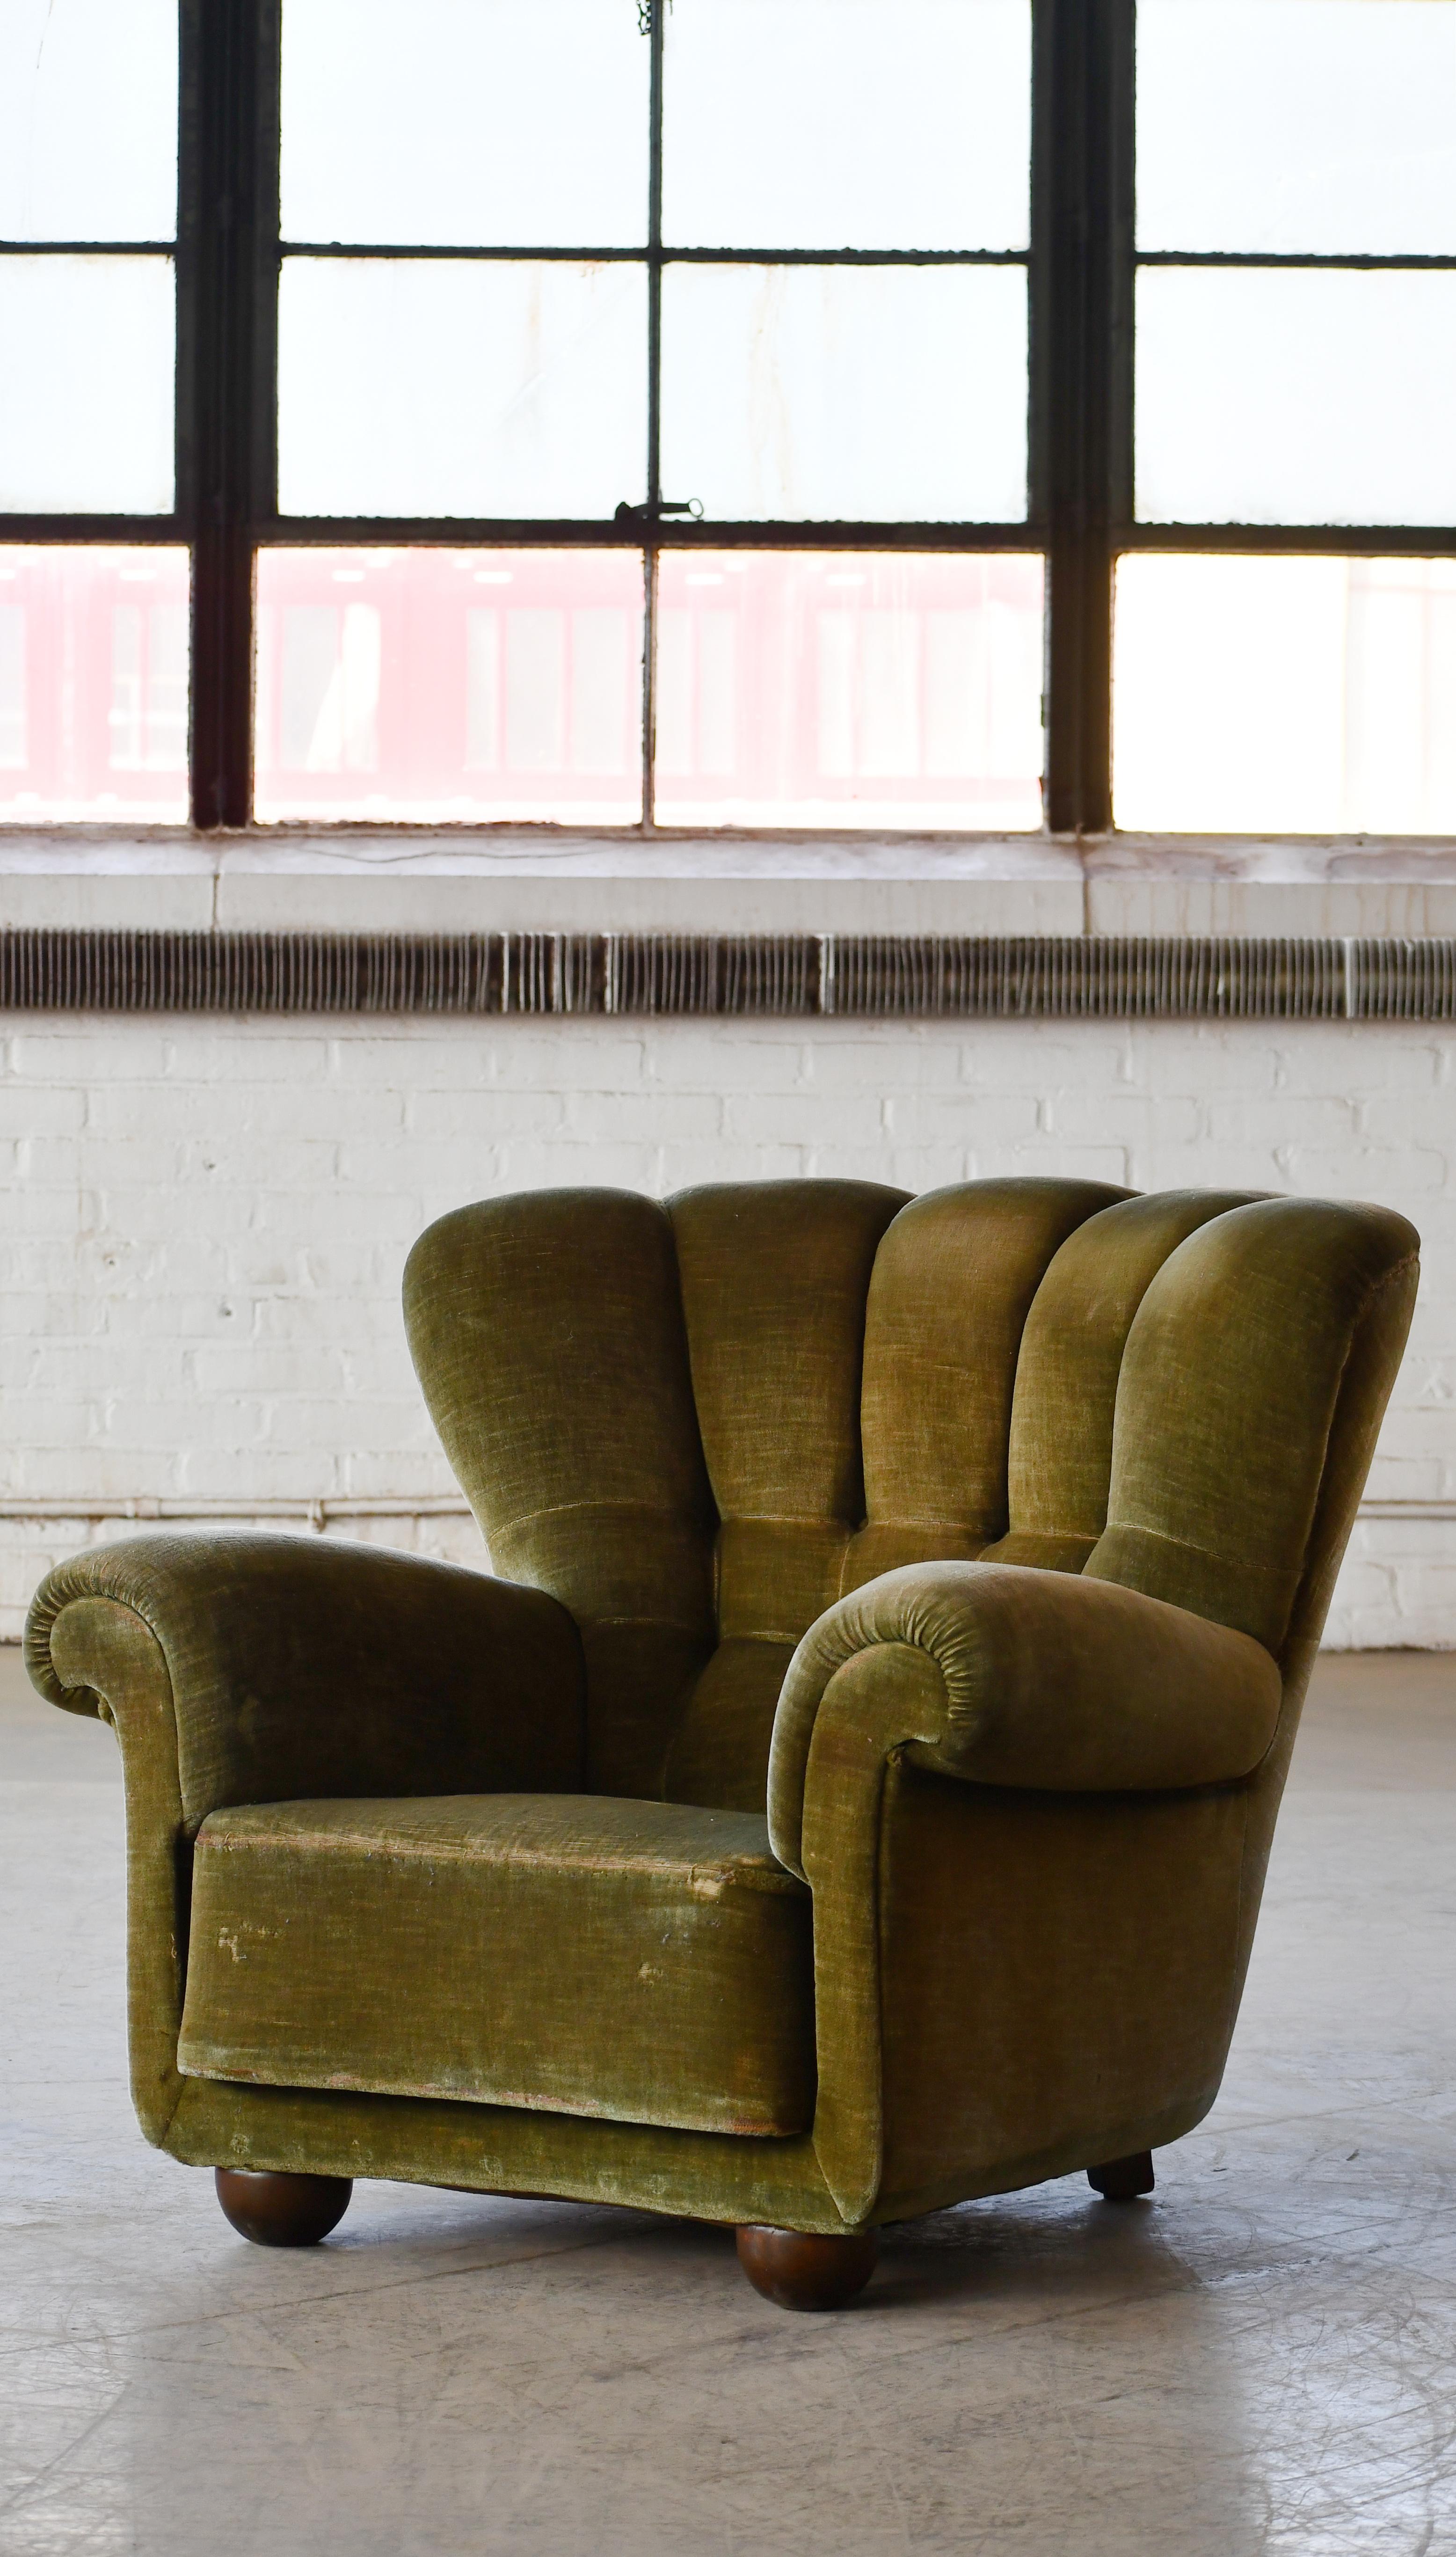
404,1181 -> 1418,1809
984,1188 -> 1266,1573
1082,1196 -> 1419,1662
403,1190 -> 715,1796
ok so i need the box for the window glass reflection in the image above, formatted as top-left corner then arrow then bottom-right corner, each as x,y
0,255 -> 175,512
1137,0 -> 1456,254
277,260 -> 648,520
1136,269 -> 1456,526
661,267 -> 1027,524
653,551 -> 1043,829
281,0 -> 648,248
0,546 -> 189,821
1114,554 -> 1456,833
0,0 -> 177,242
254,548 -> 644,823
663,0 -> 1031,252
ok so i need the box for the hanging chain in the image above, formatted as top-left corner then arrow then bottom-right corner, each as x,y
638,0 -> 670,31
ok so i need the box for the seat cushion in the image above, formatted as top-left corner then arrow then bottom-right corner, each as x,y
178,1794 -> 815,2138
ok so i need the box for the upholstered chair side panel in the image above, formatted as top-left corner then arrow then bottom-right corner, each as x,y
843,1178 -> 1128,1594
874,1760 -> 1248,2220
30,1595 -> 190,2146
662,1179 -> 905,1807
985,1188 -> 1264,1571
404,1188 -> 717,1798
1085,1198 -> 1421,1652
790,1639 -> 1250,2226
772,1559 -> 1286,2221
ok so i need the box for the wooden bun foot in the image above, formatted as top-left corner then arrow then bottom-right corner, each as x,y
215,2166 -> 352,2247
1087,2150 -> 1155,2202
736,2223 -> 878,2311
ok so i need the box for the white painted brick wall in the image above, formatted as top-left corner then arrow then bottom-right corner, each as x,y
2,1011 -> 1451,1646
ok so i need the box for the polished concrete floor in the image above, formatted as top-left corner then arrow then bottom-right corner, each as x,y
3,1647 -> 1454,2557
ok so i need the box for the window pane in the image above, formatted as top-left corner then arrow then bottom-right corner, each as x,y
0,0 -> 176,242
653,551 -> 1043,829
254,548 -> 644,822
277,260 -> 647,520
0,255 -> 174,511
660,267 -> 1026,523
0,546 -> 188,820
280,0 -> 648,248
662,0 -> 1030,251
1113,554 -> 1456,833
1136,269 -> 1456,526
1138,0 -> 1456,254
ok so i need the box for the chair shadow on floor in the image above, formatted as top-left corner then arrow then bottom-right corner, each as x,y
302,2178 -> 1187,2322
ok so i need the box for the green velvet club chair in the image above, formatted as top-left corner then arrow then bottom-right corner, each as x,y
27,1181 -> 1418,2309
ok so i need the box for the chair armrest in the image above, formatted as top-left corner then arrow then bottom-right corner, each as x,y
27,1532 -> 584,2148
768,1560 -> 1281,1878
26,1530 -> 584,1833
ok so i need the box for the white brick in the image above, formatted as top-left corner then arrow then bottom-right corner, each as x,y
167,1034 -> 332,1084
0,1087 -> 87,1136
1042,1093 -> 1204,1146
188,1343 -> 349,1395
812,1037 -> 961,1093
564,1090 -> 722,1144
404,1088 -> 565,1139
1203,1094 -> 1358,1146
645,1033 -> 811,1093
7,1030 -> 173,1081
328,1033 -> 496,1091
883,1146 -> 975,1191
887,1086 -> 1032,1135
495,1140 -> 661,1189
1012,1141 -> 1132,1187
0,1291 -> 108,1340
1279,1033 -> 1444,1095
340,1451 -> 462,1499
721,1090 -> 881,1146
493,1030 -> 646,1089
662,1140 -> 810,1186
1284,1143 -> 1448,1196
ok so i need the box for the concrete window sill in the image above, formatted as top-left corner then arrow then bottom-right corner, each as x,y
3,827 -> 1456,939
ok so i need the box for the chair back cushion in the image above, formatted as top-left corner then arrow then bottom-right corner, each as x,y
405,1189 -> 715,1796
1082,1196 -> 1419,1651
405,1181 -> 1418,1808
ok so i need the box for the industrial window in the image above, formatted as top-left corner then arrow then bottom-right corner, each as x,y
1,0 -> 1452,836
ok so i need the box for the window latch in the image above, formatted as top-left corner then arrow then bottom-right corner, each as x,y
614,498 -> 704,524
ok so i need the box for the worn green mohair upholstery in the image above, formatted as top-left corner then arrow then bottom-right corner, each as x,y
180,1796 -> 813,2136
27,1179 -> 1418,2236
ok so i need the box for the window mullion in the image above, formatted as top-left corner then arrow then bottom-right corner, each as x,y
182,0 -> 278,830
642,0 -> 667,827
1041,0 -> 1133,835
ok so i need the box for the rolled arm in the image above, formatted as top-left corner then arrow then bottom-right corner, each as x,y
27,1530 -> 585,1832
768,1561 -> 1281,1878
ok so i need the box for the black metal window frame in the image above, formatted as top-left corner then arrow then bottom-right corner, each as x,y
2,0 -> 1453,837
